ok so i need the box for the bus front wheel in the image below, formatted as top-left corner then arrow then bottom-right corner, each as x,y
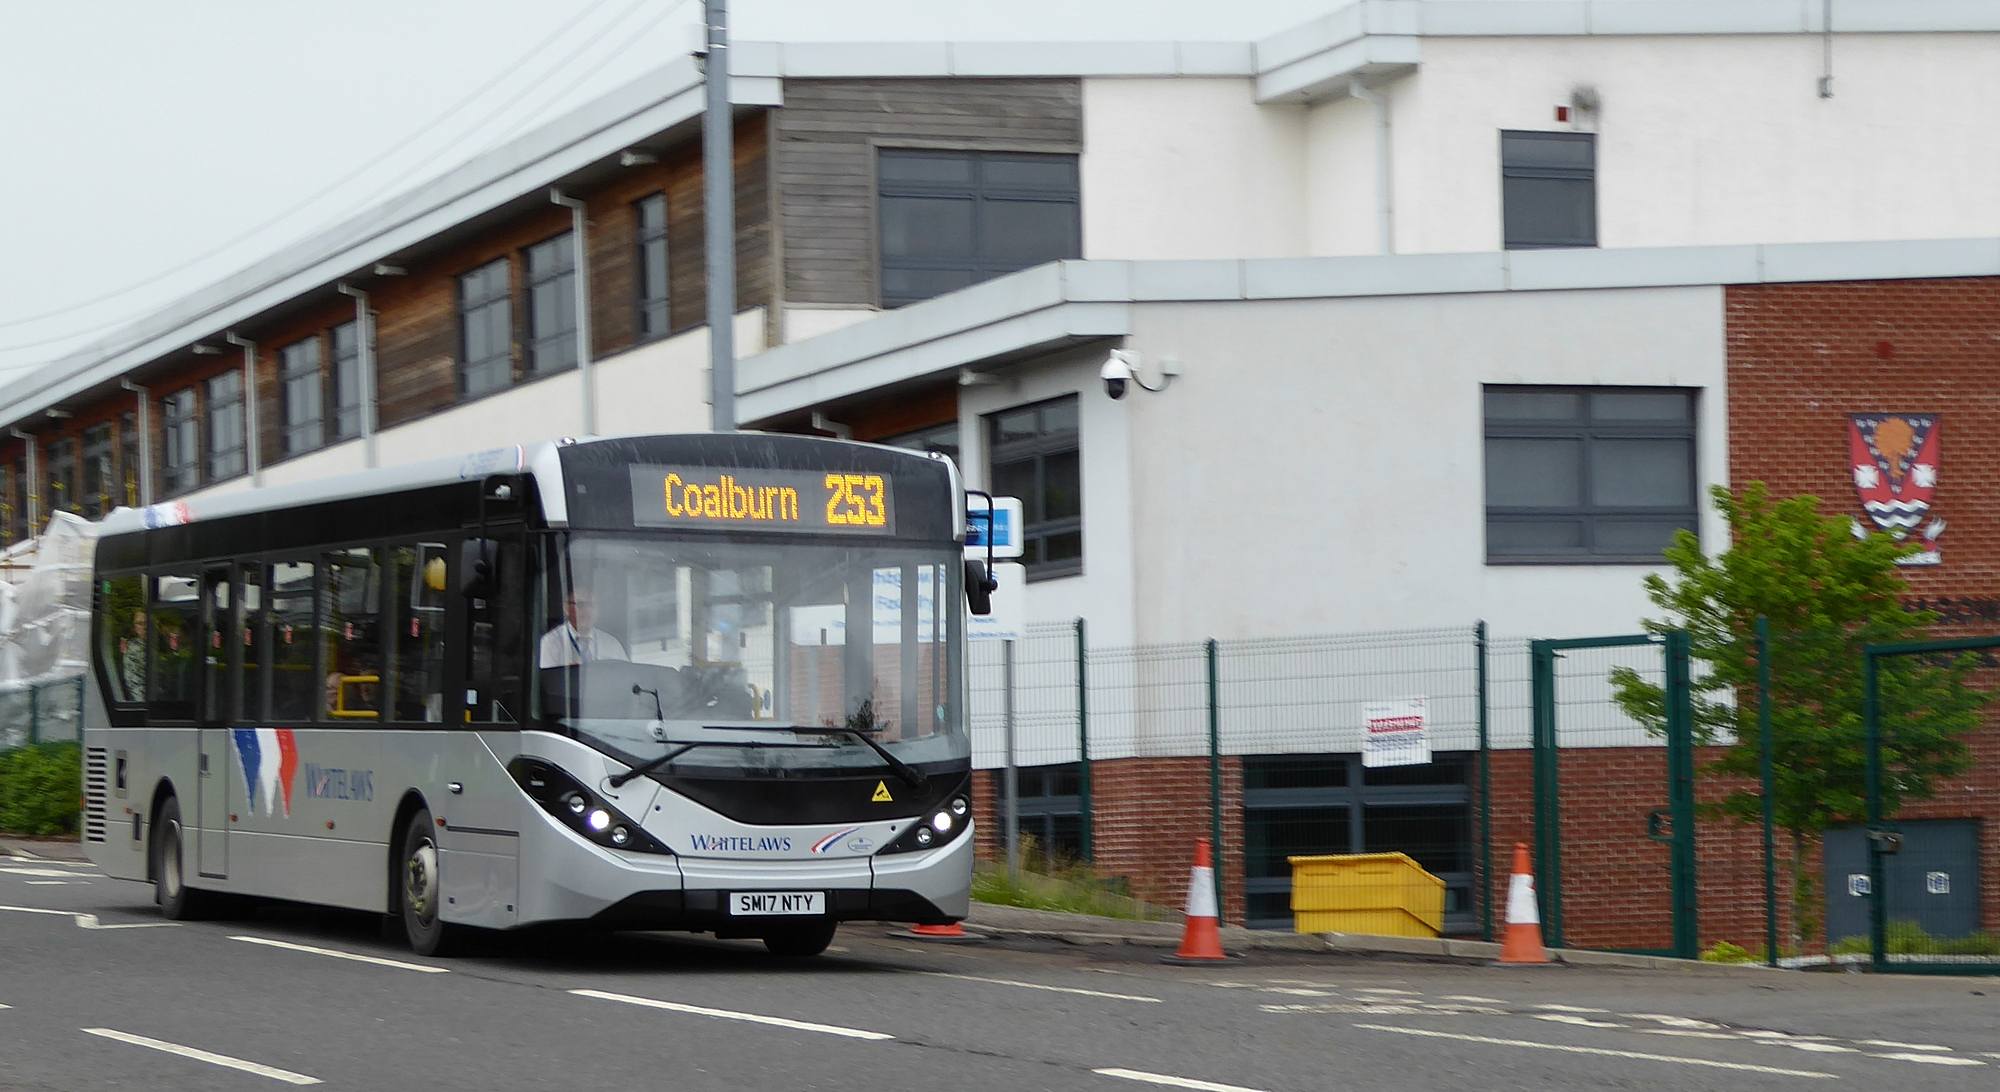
762,921 -> 837,958
151,797 -> 213,920
399,808 -> 466,957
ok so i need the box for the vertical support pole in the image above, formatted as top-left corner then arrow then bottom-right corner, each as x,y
1003,637 -> 1019,882
1476,620 -> 1494,943
121,380 -> 152,505
1757,617 -> 1778,967
1206,638 -> 1224,918
1075,617 -> 1091,862
28,683 -> 39,745
1664,629 -> 1699,960
1863,650 -> 1885,971
702,0 -> 736,432
549,189 -> 596,435
1529,640 -> 1562,948
223,333 -> 259,486
336,284 -> 377,468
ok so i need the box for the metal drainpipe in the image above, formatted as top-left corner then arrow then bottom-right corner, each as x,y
1349,81 -> 1394,254
120,379 -> 152,505
549,189 -> 597,436
336,283 -> 378,467
10,428 -> 38,533
223,333 -> 260,485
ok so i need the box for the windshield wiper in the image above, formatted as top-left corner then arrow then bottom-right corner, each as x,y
707,723 -> 928,791
607,733 -> 808,788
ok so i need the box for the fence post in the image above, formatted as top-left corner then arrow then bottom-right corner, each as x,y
1075,617 -> 1092,863
1756,617 -> 1778,967
1529,640 -> 1562,948
1863,650 -> 1885,971
1205,638 -> 1223,917
1003,637 -> 1020,882
28,681 -> 39,745
1664,629 -> 1699,961
1476,620 -> 1493,943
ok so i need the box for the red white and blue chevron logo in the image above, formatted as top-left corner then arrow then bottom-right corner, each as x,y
1849,413 -> 1943,567
233,727 -> 300,818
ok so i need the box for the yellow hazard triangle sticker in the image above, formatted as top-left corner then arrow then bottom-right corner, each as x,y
871,781 -> 894,803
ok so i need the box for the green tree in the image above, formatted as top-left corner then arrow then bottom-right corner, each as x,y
1610,483 -> 1990,949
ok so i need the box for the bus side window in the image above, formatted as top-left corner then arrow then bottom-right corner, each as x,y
392,544 -> 449,722
323,547 -> 383,723
98,574 -> 145,705
239,563 -> 266,721
149,573 -> 199,717
269,560 -> 316,723
468,538 -> 523,724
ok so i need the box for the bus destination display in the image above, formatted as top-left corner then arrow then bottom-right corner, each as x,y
629,465 -> 896,534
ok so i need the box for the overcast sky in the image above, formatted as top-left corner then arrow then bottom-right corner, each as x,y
0,0 -> 1338,392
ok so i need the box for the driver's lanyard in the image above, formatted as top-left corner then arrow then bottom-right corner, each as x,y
568,627 -> 590,663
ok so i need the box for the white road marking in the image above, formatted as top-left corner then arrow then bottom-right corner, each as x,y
229,936 -> 450,974
1858,1040 -> 1950,1052
1353,1025 -> 1837,1080
1532,1003 -> 1612,1013
917,971 -> 1161,1003
1638,1029 -> 1744,1042
2,856 -> 96,867
1258,987 -> 1332,997
1441,995 -> 1506,1004
1352,987 -> 1420,996
0,905 -> 178,930
1534,1014 -> 1625,1029
570,988 -> 894,1041
1626,1014 -> 1723,1030
81,1028 -> 321,1085
1869,1053 -> 1983,1067
1760,1041 -> 1858,1054
0,1003 -> 11,1009
24,880 -> 68,885
1093,1067 -> 1270,1092
1,866 -> 88,878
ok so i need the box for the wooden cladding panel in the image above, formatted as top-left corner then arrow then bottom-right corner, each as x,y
774,79 -> 1084,307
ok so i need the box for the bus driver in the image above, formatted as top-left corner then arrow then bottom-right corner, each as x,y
539,587 -> 627,668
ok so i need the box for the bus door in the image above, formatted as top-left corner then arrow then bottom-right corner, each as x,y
196,565 -> 235,879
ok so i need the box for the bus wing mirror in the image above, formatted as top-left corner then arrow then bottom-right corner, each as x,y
964,559 -> 997,616
460,539 -> 497,599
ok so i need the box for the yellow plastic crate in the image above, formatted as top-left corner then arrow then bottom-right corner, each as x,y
1287,851 -> 1445,937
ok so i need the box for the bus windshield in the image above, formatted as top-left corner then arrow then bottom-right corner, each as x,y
537,532 -> 967,773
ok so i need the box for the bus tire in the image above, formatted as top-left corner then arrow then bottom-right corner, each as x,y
762,921 -> 837,958
151,796 -> 213,921
398,807 -> 465,957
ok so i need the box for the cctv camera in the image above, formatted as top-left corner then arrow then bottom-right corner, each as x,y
1100,351 -> 1135,400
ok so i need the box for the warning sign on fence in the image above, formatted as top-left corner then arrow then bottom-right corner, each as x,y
1362,697 -> 1430,769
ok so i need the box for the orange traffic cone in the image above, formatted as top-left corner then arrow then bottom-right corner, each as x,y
900,921 -> 978,943
1161,838 -> 1230,964
1498,842 -> 1552,965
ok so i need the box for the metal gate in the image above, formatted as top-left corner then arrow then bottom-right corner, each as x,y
1530,632 -> 1698,959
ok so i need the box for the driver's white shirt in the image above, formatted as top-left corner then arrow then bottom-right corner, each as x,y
538,623 -> 628,668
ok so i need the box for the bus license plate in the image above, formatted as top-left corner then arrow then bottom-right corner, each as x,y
729,892 -> 825,916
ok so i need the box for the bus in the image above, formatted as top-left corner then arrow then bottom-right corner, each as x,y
81,433 -> 990,957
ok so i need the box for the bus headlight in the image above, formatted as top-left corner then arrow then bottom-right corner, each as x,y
931,811 -> 954,833
949,796 -> 969,818
507,757 -> 671,855
878,776 -> 973,856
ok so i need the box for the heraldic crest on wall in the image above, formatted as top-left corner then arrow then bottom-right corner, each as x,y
1849,413 -> 1943,566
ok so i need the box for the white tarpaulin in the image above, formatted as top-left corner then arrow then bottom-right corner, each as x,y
0,512 -> 100,694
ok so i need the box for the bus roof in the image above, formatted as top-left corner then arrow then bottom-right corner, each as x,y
94,432 -> 960,542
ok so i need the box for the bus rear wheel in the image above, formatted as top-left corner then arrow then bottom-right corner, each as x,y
151,796 -> 213,921
399,808 -> 466,957
762,921 -> 837,958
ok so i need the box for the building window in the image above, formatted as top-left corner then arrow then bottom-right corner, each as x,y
119,411 -> 138,507
279,337 -> 324,456
987,396 -> 1081,578
161,388 -> 198,496
206,372 -> 246,482
525,234 -> 577,376
0,466 -> 13,545
458,258 -> 512,397
882,421 -> 961,468
45,437 -> 78,521
1484,386 -> 1698,563
1501,131 -> 1596,249
81,424 -> 113,519
330,320 -> 362,441
636,193 -> 669,340
877,149 -> 1081,307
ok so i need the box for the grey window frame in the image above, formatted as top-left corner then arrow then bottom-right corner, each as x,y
1483,385 -> 1699,564
876,148 -> 1081,307
161,388 -> 199,496
634,193 -> 670,341
524,233 -> 577,376
330,320 -> 362,441
205,371 -> 246,483
81,423 -> 113,519
986,395 -> 1082,581
279,336 -> 325,457
119,411 -> 138,508
457,257 -> 513,398
1500,130 -> 1596,250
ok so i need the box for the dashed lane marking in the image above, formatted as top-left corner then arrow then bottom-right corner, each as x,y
570,988 -> 895,1041
1858,1040 -> 1950,1052
0,866 -> 90,878
229,936 -> 450,974
1534,1014 -> 1625,1029
24,881 -> 69,886
1532,1004 -> 1613,1014
1093,1067 -> 1271,1092
0,905 -> 178,930
1353,1025 -> 1838,1080
1351,988 -> 1420,996
1868,1053 -> 1984,1067
2,856 -> 96,867
917,972 -> 1162,1003
1441,995 -> 1506,1004
81,1028 -> 320,1085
